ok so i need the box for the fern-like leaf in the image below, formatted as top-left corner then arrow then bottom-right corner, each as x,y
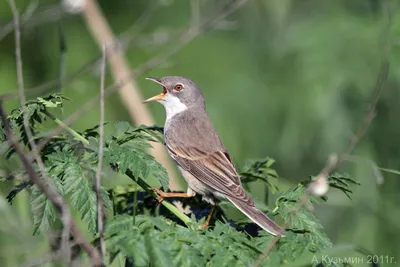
30,178 -> 64,235
46,146 -> 111,234
104,123 -> 169,190
240,157 -> 279,193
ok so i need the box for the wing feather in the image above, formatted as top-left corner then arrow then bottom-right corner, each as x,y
168,145 -> 254,205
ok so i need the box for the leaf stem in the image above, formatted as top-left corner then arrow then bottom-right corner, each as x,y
45,111 -> 192,226
43,110 -> 89,145
127,170 -> 192,226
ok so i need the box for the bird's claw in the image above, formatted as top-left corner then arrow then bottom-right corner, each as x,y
200,222 -> 209,229
151,187 -> 165,203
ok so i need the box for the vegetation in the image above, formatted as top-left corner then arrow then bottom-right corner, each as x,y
0,0 -> 398,266
0,94 -> 363,266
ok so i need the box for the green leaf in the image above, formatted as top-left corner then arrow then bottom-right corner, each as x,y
104,125 -> 169,190
148,157 -> 169,190
36,93 -> 69,108
113,121 -> 132,140
276,184 -> 333,257
144,233 -> 173,267
308,172 -> 360,199
46,146 -> 111,234
63,163 -> 97,234
240,157 -> 279,193
105,215 -> 146,265
30,178 -> 64,235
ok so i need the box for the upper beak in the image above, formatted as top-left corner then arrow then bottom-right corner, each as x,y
143,77 -> 167,103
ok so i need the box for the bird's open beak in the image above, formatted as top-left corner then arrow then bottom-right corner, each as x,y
143,77 -> 167,103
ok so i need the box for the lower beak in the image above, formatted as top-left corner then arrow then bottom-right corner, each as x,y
143,77 -> 167,103
143,92 -> 165,103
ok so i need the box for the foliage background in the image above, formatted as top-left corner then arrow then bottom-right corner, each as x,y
0,0 -> 399,266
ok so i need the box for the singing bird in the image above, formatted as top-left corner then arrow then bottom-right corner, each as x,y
144,76 -> 285,236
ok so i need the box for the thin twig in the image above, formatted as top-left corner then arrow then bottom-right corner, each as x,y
0,0 -> 39,41
7,0 -> 73,260
7,0 -> 48,187
0,103 -> 103,267
96,43 -> 107,260
7,1 -> 101,265
318,0 -> 391,178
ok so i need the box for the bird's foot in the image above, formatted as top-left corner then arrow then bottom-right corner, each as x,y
199,205 -> 216,230
151,187 -> 192,203
200,221 -> 209,229
151,187 -> 166,203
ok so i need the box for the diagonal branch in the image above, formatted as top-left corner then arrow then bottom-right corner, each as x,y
6,0 -> 102,265
0,103 -> 103,267
7,0 -> 74,260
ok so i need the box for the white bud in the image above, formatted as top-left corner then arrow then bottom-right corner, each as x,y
308,174 -> 329,196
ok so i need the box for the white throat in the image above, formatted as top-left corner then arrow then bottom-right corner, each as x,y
159,93 -> 188,121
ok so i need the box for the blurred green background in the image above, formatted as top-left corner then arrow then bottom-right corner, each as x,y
1,0 -> 400,266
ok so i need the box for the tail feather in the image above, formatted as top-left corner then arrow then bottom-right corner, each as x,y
228,197 -> 285,236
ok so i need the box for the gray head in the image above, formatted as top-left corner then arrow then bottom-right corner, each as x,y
144,76 -> 205,118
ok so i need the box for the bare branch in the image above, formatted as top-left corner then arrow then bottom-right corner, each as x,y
7,0 -> 48,185
6,1 -> 101,265
0,103 -> 102,267
7,2 -> 74,259
0,3 -> 65,42
315,38 -> 390,178
0,0 -> 39,41
96,43 -> 107,259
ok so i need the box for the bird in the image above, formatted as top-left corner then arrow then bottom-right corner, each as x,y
143,76 -> 285,236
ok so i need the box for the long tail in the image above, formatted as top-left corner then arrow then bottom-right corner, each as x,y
227,197 -> 285,236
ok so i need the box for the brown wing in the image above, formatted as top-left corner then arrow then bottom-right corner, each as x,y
168,145 -> 254,205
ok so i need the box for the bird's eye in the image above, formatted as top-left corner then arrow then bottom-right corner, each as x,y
174,84 -> 184,91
